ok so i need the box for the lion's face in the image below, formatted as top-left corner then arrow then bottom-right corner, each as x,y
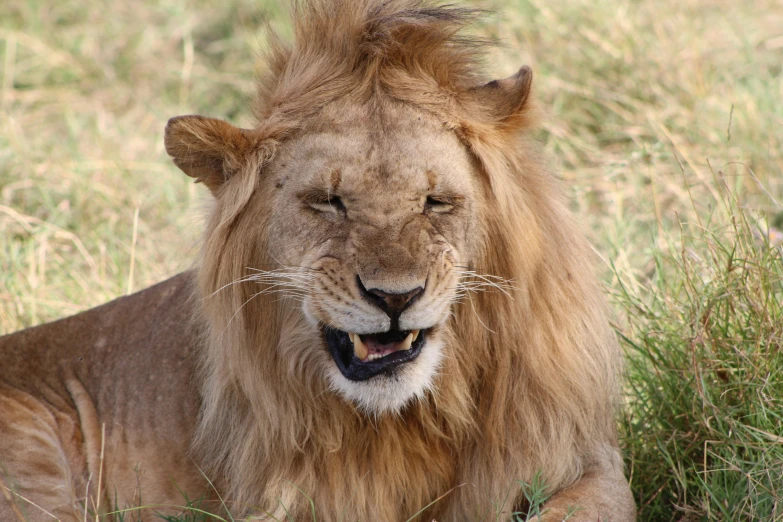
165,59 -> 535,417
262,103 -> 481,412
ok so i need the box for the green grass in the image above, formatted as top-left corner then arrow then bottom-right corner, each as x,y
1,0 -> 782,520
617,182 -> 783,520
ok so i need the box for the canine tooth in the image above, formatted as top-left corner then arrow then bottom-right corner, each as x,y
398,332 -> 414,351
411,329 -> 420,342
350,333 -> 368,360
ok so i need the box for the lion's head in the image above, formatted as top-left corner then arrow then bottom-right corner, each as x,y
163,1 -> 620,518
164,15 -> 536,415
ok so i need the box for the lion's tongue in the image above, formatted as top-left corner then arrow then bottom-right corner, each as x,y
364,336 -> 401,356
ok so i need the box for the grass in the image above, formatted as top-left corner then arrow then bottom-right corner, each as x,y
617,180 -> 783,520
1,0 -> 782,520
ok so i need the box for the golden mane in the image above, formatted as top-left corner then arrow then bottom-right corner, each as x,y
191,0 -> 622,518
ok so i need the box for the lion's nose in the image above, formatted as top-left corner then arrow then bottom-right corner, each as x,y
357,277 -> 424,325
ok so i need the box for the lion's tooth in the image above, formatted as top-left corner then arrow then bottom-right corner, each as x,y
411,329 -> 420,342
398,332 -> 414,351
351,333 -> 368,360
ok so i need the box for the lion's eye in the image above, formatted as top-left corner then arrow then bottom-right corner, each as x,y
425,195 -> 456,214
308,196 -> 345,214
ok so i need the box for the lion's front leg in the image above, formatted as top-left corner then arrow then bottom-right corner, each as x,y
534,450 -> 636,522
0,388 -> 91,522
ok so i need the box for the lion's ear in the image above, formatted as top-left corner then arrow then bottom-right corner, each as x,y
468,65 -> 533,122
164,115 -> 254,195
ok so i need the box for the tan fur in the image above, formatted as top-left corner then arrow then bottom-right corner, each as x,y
0,275 -> 210,522
1,1 -> 635,521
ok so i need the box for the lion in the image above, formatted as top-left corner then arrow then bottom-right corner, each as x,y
0,1 -> 636,521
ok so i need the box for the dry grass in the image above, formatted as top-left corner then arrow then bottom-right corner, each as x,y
1,0 -> 781,520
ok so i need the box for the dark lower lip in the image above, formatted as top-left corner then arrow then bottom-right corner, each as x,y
323,328 -> 427,381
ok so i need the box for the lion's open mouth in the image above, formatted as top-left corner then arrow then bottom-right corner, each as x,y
323,327 -> 427,381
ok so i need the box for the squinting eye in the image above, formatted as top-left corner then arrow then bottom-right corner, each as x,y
309,196 -> 345,214
425,196 -> 455,214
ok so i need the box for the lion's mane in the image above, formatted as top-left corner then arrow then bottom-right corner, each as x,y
192,1 -> 621,519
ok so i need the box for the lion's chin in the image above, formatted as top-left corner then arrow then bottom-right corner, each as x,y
325,334 -> 444,415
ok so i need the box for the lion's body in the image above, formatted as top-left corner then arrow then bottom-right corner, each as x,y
1,1 -> 635,520
0,274 -> 208,521
0,271 -> 631,522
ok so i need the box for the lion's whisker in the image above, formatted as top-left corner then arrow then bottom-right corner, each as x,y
219,290 -> 267,338
455,269 -> 517,299
205,265 -> 322,301
463,288 -> 497,334
205,274 -> 265,300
